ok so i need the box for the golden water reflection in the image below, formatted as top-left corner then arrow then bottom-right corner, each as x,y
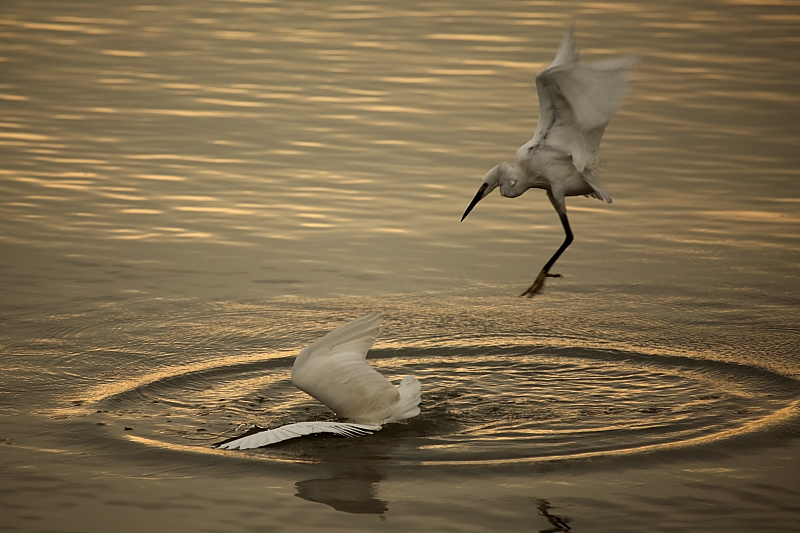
0,0 -> 797,299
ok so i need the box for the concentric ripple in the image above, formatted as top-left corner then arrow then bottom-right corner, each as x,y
85,345 -> 800,465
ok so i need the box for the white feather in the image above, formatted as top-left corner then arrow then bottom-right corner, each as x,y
531,26 -> 638,173
292,312 -> 420,424
215,313 -> 421,450
216,422 -> 382,450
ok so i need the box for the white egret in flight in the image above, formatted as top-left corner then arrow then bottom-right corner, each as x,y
461,26 -> 638,296
216,312 -> 420,450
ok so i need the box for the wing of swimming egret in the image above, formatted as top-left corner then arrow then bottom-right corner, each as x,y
215,421 -> 383,450
216,313 -> 421,450
292,312 -> 421,423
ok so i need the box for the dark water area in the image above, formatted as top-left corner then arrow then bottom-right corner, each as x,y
2,0 -> 800,531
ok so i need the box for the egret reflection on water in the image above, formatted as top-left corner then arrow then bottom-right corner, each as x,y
216,313 -> 421,450
461,25 -> 638,297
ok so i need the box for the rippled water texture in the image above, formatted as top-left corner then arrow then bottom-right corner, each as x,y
91,340 -> 800,465
2,0 -> 799,532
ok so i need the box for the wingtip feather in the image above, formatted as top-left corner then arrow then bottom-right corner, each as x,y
214,422 -> 383,450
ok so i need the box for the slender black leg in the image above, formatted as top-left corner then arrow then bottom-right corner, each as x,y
520,212 -> 573,297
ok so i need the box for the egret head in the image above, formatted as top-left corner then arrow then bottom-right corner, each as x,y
461,162 -> 514,221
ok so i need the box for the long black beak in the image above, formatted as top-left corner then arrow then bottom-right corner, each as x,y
461,183 -> 488,221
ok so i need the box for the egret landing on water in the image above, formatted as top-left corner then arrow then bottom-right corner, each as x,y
216,312 -> 420,450
461,25 -> 639,297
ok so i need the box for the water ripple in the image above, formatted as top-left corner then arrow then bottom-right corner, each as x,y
75,344 -> 800,466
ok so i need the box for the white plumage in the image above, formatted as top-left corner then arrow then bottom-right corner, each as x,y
216,312 -> 420,450
215,421 -> 382,450
461,25 -> 638,297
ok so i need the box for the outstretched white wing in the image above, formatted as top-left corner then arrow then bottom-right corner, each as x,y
216,313 -> 420,450
532,26 -> 638,173
215,422 -> 382,450
292,312 -> 420,423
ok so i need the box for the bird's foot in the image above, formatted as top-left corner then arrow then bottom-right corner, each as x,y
519,270 -> 561,298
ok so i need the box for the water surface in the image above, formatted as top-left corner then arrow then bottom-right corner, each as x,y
2,1 -> 799,531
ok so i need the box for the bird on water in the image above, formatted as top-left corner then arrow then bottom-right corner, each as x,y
216,312 -> 420,450
461,25 -> 638,297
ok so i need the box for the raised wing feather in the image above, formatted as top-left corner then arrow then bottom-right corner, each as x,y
291,312 -> 419,423
296,357 -> 400,422
530,26 -> 579,149
532,28 -> 638,172
293,312 -> 382,370
549,24 -> 578,67
215,422 -> 382,450
553,56 -> 639,133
